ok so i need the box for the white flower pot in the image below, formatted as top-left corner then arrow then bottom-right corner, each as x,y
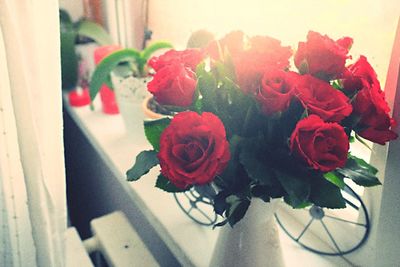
210,198 -> 285,267
111,75 -> 151,134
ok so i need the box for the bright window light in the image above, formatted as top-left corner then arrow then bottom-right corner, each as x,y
149,0 -> 399,81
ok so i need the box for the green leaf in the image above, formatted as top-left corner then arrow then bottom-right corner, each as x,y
337,155 -> 380,187
250,185 -> 272,202
350,155 -> 378,174
59,9 -> 73,25
239,144 -> 275,186
214,135 -> 245,190
194,184 -> 216,199
331,80 -> 343,90
310,177 -> 346,208
89,48 -> 141,100
60,26 -> 78,90
213,219 -> 228,229
76,20 -> 113,46
126,150 -> 159,181
324,172 -> 345,189
283,195 -> 312,209
298,59 -> 309,74
59,9 -> 78,90
215,56 -> 236,81
155,174 -> 189,192
196,63 -> 218,114
226,196 -> 251,227
141,41 -> 174,62
104,74 -> 114,89
139,41 -> 173,76
144,117 -> 171,151
192,96 -> 203,113
213,191 -> 228,216
276,170 -> 310,208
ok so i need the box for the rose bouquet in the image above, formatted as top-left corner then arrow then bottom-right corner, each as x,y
126,30 -> 397,227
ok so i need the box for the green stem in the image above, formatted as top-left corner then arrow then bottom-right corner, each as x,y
242,104 -> 256,136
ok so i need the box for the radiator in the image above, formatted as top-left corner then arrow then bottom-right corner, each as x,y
65,211 -> 159,267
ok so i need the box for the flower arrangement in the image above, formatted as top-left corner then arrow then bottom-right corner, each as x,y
126,30 -> 398,227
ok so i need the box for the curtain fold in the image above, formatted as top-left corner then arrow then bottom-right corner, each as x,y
0,1 -> 66,266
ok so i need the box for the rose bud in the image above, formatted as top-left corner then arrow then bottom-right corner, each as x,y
158,111 -> 231,189
294,74 -> 352,122
290,115 -> 349,172
147,62 -> 197,107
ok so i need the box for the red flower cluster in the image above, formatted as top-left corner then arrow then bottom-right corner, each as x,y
342,56 -> 397,144
206,31 -> 292,95
146,30 -> 397,186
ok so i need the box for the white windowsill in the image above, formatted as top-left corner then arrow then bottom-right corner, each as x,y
64,96 -> 352,267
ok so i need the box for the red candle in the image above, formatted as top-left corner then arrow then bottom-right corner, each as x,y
94,45 -> 122,65
99,85 -> 119,114
68,87 -> 91,107
93,45 -> 122,114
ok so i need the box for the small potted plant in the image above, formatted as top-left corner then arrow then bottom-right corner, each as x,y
89,41 -> 173,132
141,30 -> 216,119
59,9 -> 112,98
60,9 -> 113,107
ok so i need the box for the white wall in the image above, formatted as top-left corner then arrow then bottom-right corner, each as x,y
148,0 -> 399,82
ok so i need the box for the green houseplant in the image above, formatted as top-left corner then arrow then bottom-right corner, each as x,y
89,41 -> 173,132
59,9 -> 113,91
89,41 -> 173,99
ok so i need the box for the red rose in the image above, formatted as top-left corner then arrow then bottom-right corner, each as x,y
148,49 -> 204,72
342,56 -> 381,93
158,111 -> 231,189
295,74 -> 352,122
290,115 -> 349,172
234,36 -> 292,94
147,63 -> 197,107
353,86 -> 398,144
234,53 -> 265,94
336,37 -> 353,51
256,70 -> 298,115
294,31 -> 352,79
248,36 -> 292,69
206,30 -> 246,60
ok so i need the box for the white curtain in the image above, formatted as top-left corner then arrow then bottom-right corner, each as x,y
0,1 -> 67,267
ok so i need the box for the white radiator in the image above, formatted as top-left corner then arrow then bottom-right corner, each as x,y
65,211 -> 159,267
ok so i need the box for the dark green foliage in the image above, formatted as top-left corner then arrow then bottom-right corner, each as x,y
126,150 -> 159,181
155,175 -> 189,193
